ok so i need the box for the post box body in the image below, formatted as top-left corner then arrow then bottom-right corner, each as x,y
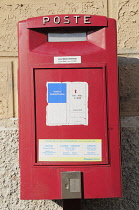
18,15 -> 122,199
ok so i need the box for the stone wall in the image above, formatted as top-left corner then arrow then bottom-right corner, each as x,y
0,0 -> 139,209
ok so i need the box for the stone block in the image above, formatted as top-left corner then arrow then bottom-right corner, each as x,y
0,61 -> 13,119
13,59 -> 18,118
118,55 -> 139,116
109,0 -> 139,54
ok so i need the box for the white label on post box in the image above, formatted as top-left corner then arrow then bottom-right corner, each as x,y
46,82 -> 88,126
54,56 -> 81,64
39,139 -> 102,161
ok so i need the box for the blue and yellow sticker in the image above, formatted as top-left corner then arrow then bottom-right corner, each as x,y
39,139 -> 102,161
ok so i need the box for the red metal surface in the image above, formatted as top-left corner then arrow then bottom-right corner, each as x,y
18,14 -> 122,200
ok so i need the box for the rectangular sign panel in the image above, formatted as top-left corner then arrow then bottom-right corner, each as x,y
46,82 -> 88,126
39,139 -> 102,161
54,56 -> 81,64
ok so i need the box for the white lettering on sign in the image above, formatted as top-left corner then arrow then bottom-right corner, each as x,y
64,16 -> 70,24
54,16 -> 60,24
43,15 -> 91,25
43,17 -> 50,25
74,16 -> 81,24
84,16 -> 91,24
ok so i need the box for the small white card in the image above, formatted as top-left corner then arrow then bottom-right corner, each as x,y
46,82 -> 88,126
54,56 -> 81,64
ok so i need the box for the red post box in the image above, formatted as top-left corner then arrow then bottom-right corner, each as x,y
18,14 -> 122,200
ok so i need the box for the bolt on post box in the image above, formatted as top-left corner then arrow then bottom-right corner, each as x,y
18,14 -> 122,201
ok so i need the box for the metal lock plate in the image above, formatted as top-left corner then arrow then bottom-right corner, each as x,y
61,171 -> 82,199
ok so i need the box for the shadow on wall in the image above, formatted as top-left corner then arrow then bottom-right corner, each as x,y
53,56 -> 139,210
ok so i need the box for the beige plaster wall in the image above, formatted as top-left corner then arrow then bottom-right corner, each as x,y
0,0 -> 139,209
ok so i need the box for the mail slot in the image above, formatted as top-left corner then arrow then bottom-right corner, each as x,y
18,14 -> 122,199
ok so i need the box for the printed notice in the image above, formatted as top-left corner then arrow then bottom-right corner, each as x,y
39,139 -> 102,161
54,56 -> 81,64
46,82 -> 88,126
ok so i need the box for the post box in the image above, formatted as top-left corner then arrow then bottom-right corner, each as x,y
18,14 -> 122,200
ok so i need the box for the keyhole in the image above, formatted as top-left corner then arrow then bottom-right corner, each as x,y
64,178 -> 69,189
